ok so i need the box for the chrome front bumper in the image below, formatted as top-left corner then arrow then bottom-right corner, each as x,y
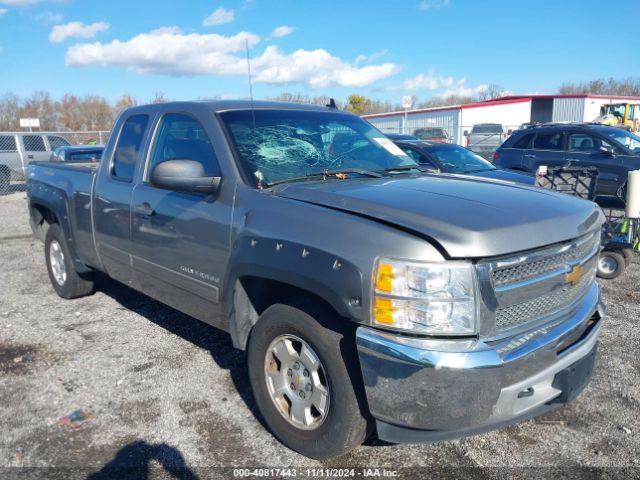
356,283 -> 604,443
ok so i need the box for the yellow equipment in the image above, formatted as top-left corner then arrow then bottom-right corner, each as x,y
594,103 -> 640,133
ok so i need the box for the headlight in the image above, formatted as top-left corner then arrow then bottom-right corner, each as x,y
372,258 -> 477,335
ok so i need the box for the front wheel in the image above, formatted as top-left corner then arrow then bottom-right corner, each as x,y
247,302 -> 369,459
597,250 -> 626,280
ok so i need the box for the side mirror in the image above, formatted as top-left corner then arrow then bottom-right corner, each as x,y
150,159 -> 221,194
463,130 -> 469,137
600,145 -> 616,157
507,129 -> 513,135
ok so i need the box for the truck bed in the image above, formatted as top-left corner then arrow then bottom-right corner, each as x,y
27,161 -> 100,269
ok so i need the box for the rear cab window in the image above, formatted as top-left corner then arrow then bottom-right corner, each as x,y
47,136 -> 71,150
471,124 -> 503,134
0,135 -> 17,152
112,114 -> 149,182
22,135 -> 46,152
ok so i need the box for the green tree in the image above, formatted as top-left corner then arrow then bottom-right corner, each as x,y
345,94 -> 372,115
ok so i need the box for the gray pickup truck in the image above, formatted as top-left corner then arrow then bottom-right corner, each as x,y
27,101 -> 605,459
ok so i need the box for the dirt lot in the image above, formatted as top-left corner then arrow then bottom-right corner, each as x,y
1,190 -> 639,479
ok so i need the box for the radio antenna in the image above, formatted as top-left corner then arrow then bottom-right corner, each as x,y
245,39 -> 256,130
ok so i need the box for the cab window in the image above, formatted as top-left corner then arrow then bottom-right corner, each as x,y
147,113 -> 220,182
23,135 -> 46,152
48,135 -> 70,150
112,114 -> 149,182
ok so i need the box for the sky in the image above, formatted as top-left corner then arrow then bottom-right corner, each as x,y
0,0 -> 639,104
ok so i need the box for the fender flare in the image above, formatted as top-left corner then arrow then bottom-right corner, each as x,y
222,236 -> 365,349
29,184 -> 92,274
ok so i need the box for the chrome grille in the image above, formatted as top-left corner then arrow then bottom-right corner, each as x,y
484,231 -> 600,333
492,233 -> 599,287
495,258 -> 596,330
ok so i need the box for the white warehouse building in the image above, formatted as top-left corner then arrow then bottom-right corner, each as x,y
362,94 -> 640,146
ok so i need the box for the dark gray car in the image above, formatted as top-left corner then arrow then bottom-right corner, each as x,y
27,101 -> 605,459
394,139 -> 535,185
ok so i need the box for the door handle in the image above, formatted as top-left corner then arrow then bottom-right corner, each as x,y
524,154 -> 536,158
134,202 -> 155,218
27,155 -> 34,159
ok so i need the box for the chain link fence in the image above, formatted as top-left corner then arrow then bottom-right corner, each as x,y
0,131 -> 109,194
366,118 -> 524,160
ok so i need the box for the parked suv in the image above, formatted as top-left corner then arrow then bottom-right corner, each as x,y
0,133 -> 71,193
494,124 -> 640,200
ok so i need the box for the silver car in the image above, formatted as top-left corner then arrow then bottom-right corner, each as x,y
0,133 -> 70,193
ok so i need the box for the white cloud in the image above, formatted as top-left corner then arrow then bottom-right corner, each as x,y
0,8 -> 7,14
355,49 -> 388,65
270,25 -> 295,38
50,21 -> 109,43
400,71 -> 457,91
35,11 -> 63,24
0,0 -> 41,5
419,0 -> 451,10
65,28 -> 399,88
437,83 -> 488,98
394,71 -> 489,99
250,46 -> 399,88
203,7 -> 234,26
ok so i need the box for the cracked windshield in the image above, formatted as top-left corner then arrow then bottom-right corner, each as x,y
220,109 -> 417,185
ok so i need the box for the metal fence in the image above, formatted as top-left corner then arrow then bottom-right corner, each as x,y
365,118 -> 523,160
0,131 -> 109,194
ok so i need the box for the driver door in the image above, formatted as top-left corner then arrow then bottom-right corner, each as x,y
130,112 -> 231,326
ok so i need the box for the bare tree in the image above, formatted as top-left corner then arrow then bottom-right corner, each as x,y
114,94 -> 138,116
559,77 -> 640,96
0,92 -> 20,130
151,91 -> 170,104
477,84 -> 506,101
56,94 -> 83,131
19,91 -> 57,130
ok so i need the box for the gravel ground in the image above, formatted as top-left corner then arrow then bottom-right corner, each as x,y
1,192 -> 639,479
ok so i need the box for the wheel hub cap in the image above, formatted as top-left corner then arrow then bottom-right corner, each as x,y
599,255 -> 617,275
264,334 -> 330,430
49,240 -> 67,285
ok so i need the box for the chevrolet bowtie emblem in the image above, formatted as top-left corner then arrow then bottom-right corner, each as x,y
565,265 -> 584,285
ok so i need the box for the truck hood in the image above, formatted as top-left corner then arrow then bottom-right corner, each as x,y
274,175 -> 604,258
465,168 -> 535,185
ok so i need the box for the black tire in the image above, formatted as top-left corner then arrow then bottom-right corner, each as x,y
45,223 -> 95,299
0,167 -> 10,195
622,248 -> 635,267
247,300 -> 369,459
597,250 -> 626,280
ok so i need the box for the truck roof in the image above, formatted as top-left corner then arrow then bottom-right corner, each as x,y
123,100 -> 340,115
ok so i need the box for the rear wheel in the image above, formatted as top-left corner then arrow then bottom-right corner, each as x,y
45,224 -> 95,298
0,167 -> 10,195
597,250 -> 626,280
247,301 -> 369,459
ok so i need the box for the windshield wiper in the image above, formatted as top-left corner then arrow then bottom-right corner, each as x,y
379,164 -> 437,173
266,168 -> 382,187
